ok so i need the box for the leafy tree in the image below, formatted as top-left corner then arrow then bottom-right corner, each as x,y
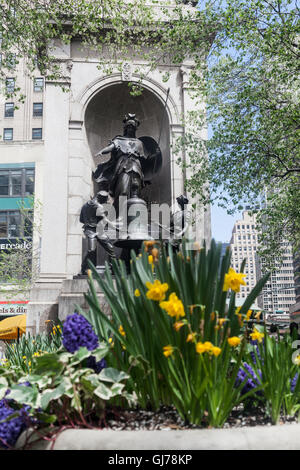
183,0 -> 300,261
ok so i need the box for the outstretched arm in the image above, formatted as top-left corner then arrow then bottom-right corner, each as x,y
94,142 -> 115,158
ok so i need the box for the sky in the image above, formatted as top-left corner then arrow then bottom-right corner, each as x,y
211,204 -> 243,243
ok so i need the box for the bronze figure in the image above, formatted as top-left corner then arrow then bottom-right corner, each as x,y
93,113 -> 162,218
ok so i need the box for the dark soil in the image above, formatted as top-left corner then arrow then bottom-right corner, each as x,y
104,405 -> 298,430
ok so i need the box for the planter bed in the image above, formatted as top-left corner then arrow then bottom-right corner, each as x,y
14,405 -> 299,450
16,421 -> 300,451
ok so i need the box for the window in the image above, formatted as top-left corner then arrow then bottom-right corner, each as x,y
33,78 -> 44,92
32,128 -> 42,140
6,78 -> 15,94
0,210 -> 33,239
33,103 -> 43,117
25,170 -> 34,195
0,168 -> 35,197
4,103 -> 14,118
6,53 -> 16,69
3,128 -> 13,141
0,211 -> 21,238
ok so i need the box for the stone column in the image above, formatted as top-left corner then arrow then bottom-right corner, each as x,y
180,64 -> 211,245
27,46 -> 72,334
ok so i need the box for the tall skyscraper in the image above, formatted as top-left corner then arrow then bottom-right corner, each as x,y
229,210 -> 296,314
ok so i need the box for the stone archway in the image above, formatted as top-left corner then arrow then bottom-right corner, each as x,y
84,82 -> 171,205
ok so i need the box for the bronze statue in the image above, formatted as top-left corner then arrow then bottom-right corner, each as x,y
79,191 -> 116,274
93,113 -> 162,218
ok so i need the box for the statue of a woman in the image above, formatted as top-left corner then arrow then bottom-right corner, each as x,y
93,113 -> 162,217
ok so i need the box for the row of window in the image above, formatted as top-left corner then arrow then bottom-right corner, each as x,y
233,246 -> 257,251
0,168 -> 34,197
5,77 -> 44,94
4,102 -> 43,118
0,210 -> 32,239
236,224 -> 256,230
3,128 -> 42,140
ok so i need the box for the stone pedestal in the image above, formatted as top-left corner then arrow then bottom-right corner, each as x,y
58,278 -> 111,321
27,278 -> 111,334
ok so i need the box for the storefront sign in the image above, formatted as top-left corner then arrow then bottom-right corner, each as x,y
0,301 -> 28,316
0,239 -> 32,251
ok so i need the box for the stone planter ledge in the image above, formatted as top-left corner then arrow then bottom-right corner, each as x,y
16,423 -> 300,450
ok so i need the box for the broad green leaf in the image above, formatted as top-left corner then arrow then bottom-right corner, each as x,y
9,385 -> 38,407
40,381 -> 68,410
99,367 -> 129,383
94,382 -> 113,400
33,353 -> 64,376
70,347 -> 91,365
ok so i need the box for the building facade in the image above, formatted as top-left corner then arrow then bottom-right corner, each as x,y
229,210 -> 296,314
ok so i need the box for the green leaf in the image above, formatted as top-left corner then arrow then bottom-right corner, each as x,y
33,353 -> 64,376
110,382 -> 125,396
93,343 -> 110,361
94,382 -> 113,400
99,367 -> 129,383
35,412 -> 57,424
71,347 -> 91,365
9,385 -> 38,407
40,381 -> 68,410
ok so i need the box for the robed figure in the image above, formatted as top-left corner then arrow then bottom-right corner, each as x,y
93,113 -> 162,217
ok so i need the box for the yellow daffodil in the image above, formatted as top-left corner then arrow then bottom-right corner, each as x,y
228,336 -> 241,347
119,325 -> 126,337
148,255 -> 155,271
160,292 -> 185,320
223,268 -> 246,293
134,289 -> 141,297
255,311 -> 262,320
245,310 -> 252,321
163,345 -> 174,358
151,247 -> 159,262
235,307 -> 244,327
210,312 -> 215,321
186,332 -> 196,343
173,321 -> 185,332
146,280 -> 169,302
144,240 -> 156,250
250,328 -> 264,343
211,346 -> 221,357
196,341 -> 213,354
294,355 -> 300,366
215,318 -> 227,330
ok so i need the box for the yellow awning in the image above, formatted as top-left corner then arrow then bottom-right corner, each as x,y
0,314 -> 26,340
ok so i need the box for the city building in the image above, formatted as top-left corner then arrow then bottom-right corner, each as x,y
229,211 -> 259,305
229,210 -> 296,314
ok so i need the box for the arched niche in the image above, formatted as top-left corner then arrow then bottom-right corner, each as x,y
84,82 -> 171,205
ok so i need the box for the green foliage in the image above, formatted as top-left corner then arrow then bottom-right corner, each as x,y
0,197 -> 42,299
3,323 -> 63,372
246,328 -> 300,424
81,239 -> 269,426
0,345 -> 130,428
182,0 -> 300,260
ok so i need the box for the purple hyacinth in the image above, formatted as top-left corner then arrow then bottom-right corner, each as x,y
0,399 -> 30,448
291,373 -> 299,393
86,356 -> 107,374
235,362 -> 262,395
250,345 -> 262,365
62,313 -> 99,353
